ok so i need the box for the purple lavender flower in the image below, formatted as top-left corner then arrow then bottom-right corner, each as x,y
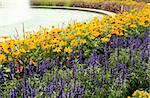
60,63 -> 63,68
78,49 -> 82,64
43,60 -> 50,70
140,49 -> 145,63
26,82 -> 32,92
72,64 -> 76,79
28,61 -> 34,78
39,64 -> 44,79
10,60 -> 15,74
30,88 -> 36,98
60,76 -> 65,90
91,64 -> 95,81
73,77 -> 77,92
0,72 -> 4,83
52,76 -> 57,87
66,69 -> 70,87
10,89 -> 16,98
46,84 -> 53,97
131,57 -> 135,65
117,73 -> 121,85
22,89 -> 27,98
23,68 -> 27,83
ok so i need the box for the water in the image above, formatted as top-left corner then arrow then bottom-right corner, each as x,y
0,8 -> 104,38
0,0 -> 30,26
0,0 -> 104,39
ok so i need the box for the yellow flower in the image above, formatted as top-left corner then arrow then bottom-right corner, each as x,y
80,39 -> 87,44
30,59 -> 37,65
107,34 -> 112,38
0,46 -> 3,51
89,36 -> 95,40
92,31 -> 100,37
76,31 -> 84,37
60,41 -> 67,47
0,54 -> 6,61
19,48 -> 26,53
130,24 -> 137,28
71,40 -> 78,47
54,47 -> 62,53
124,33 -> 129,37
42,44 -> 51,49
67,34 -> 75,40
16,65 -> 24,73
64,47 -> 72,53
0,36 -> 11,39
101,38 -> 110,43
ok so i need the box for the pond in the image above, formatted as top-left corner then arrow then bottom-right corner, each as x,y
0,8 -> 104,37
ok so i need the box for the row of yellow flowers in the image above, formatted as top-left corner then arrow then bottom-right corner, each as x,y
0,6 -> 150,65
128,90 -> 150,98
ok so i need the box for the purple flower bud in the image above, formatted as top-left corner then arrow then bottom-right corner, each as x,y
66,69 -> 70,87
131,58 -> 135,65
60,63 -> 63,68
30,88 -> 36,98
44,60 -> 50,70
78,49 -> 82,64
22,88 -> 27,98
23,68 -> 27,83
10,60 -> 15,74
0,72 -> 4,83
140,49 -> 145,63
52,76 -> 57,86
39,64 -> 44,79
72,64 -> 76,78
117,74 -> 121,85
60,76 -> 65,90
10,89 -> 16,98
26,82 -> 32,91
73,78 -> 77,92
46,84 -> 53,96
91,64 -> 95,81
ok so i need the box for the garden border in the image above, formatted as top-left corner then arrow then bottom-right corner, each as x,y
31,6 -> 116,16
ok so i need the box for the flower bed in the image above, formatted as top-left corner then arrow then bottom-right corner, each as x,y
31,0 -> 148,13
128,90 -> 150,98
0,1 -> 150,98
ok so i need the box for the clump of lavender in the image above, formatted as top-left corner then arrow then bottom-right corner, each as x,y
0,31 -> 149,97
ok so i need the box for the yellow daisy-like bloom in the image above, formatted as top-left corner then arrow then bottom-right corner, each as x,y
0,54 -> 6,61
60,41 -> 67,47
101,38 -> 110,43
130,24 -> 137,28
76,31 -> 85,37
92,31 -> 100,37
64,47 -> 72,53
54,47 -> 62,53
80,39 -> 87,44
42,44 -> 51,50
67,34 -> 75,40
71,39 -> 78,47
124,33 -> 129,37
0,36 -> 11,39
